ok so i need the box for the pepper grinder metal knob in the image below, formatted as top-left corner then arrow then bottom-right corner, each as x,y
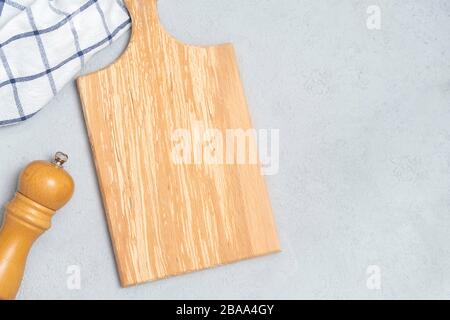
0,152 -> 75,300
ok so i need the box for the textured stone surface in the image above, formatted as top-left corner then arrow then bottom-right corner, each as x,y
0,0 -> 449,299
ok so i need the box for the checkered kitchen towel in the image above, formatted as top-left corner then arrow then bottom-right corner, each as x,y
0,0 -> 131,126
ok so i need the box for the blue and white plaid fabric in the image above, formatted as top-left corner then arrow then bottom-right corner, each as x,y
0,0 -> 131,126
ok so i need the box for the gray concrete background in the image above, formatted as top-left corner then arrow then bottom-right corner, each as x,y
0,0 -> 449,299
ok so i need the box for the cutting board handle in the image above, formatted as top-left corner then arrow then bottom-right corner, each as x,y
122,0 -> 215,51
124,0 -> 156,20
124,0 -> 166,42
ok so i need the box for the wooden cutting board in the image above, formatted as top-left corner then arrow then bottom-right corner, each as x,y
77,0 -> 280,287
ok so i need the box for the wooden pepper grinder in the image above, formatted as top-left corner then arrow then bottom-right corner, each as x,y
0,152 -> 74,300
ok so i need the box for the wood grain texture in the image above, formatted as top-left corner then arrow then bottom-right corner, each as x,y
77,0 -> 280,287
